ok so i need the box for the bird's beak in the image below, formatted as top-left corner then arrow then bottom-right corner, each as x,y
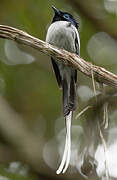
52,6 -> 60,15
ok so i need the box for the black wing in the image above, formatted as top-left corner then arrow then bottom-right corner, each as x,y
75,32 -> 80,55
51,57 -> 62,88
74,32 -> 80,83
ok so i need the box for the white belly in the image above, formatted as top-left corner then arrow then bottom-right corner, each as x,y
46,21 -> 78,81
46,21 -> 77,52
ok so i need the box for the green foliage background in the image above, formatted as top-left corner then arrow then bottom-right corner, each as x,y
0,0 -> 117,179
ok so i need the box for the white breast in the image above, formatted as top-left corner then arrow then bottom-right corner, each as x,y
46,21 -> 80,53
46,21 -> 80,82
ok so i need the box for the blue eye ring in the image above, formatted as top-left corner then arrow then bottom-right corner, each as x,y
64,14 -> 69,19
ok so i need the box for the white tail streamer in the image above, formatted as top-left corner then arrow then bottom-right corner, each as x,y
56,111 -> 72,174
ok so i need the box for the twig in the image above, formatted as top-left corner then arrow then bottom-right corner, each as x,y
75,105 -> 92,119
98,122 -> 110,180
91,64 -> 97,103
0,25 -> 117,88
99,83 -> 109,129
103,102 -> 109,129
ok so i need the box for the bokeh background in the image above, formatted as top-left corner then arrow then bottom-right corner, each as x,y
0,0 -> 117,179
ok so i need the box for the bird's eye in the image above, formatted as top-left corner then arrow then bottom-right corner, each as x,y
64,14 -> 69,19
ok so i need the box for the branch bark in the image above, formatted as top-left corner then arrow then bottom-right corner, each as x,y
0,25 -> 117,88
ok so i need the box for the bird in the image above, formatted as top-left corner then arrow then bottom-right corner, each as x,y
46,6 -> 80,174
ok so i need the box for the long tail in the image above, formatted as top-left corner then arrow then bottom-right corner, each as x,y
56,76 -> 77,174
62,77 -> 77,116
56,111 -> 72,174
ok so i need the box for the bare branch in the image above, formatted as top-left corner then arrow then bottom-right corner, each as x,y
0,25 -> 117,88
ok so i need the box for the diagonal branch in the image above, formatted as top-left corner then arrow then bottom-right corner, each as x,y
0,25 -> 117,88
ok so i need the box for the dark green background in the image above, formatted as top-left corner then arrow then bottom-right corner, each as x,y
0,0 -> 117,179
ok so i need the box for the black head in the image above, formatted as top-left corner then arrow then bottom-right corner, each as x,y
51,6 -> 78,29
